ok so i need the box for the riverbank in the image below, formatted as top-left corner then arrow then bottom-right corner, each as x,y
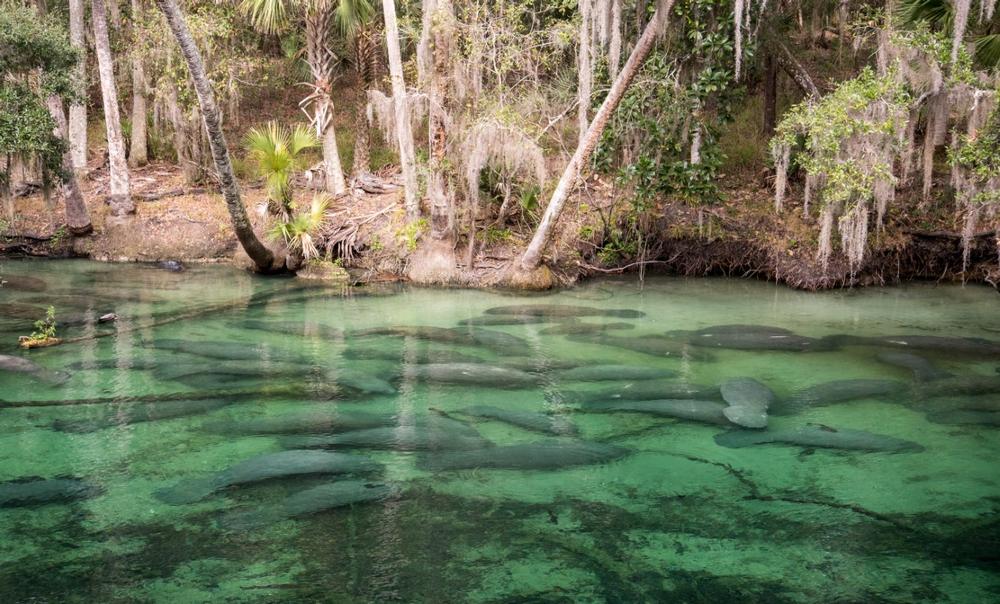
3,160 -> 998,292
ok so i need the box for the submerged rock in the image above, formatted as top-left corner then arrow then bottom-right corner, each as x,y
0,477 -> 102,507
714,425 -> 925,452
155,450 -> 381,504
417,440 -> 630,471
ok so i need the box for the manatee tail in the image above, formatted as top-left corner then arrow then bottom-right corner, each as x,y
154,477 -> 218,505
713,430 -> 772,448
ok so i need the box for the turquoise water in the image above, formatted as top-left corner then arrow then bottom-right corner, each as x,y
1,259 -> 998,603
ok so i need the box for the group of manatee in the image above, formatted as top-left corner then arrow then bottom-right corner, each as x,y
3,302 -> 1000,524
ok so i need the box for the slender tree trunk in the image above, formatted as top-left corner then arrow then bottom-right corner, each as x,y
154,0 -> 276,271
520,0 -> 674,271
305,2 -> 347,196
321,104 -> 348,195
609,0 -> 622,79
763,51 -> 777,136
351,103 -> 371,176
351,26 -> 379,177
46,96 -> 93,235
381,0 -> 420,220
92,0 -> 134,215
416,0 -> 438,86
69,0 -> 88,170
129,0 -> 149,167
427,0 -> 455,242
578,0 -> 593,146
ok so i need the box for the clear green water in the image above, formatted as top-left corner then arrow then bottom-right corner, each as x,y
1,259 -> 998,603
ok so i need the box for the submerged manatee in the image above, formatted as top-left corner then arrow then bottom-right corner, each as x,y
551,380 -> 720,405
0,354 -> 70,386
926,410 -> 1000,426
539,322 -> 635,336
498,357 -> 583,373
155,450 -> 380,504
688,332 -> 826,352
146,339 -> 306,363
343,345 -> 483,364
875,352 -> 953,381
567,334 -> 715,361
776,379 -> 908,415
0,477 -> 102,507
714,425 -> 925,452
720,378 -> 776,429
409,363 -> 541,388
484,304 -> 645,319
581,399 -> 730,425
52,398 -> 231,433
0,274 -> 47,291
417,440 -> 630,471
280,427 -> 491,451
457,315 -> 568,326
203,410 -> 397,435
555,364 -> 675,382
826,334 -> 1000,356
456,405 -> 578,436
223,480 -> 398,530
237,320 -> 343,339
916,376 -> 1000,398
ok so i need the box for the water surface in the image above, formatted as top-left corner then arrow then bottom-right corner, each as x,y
1,259 -> 998,603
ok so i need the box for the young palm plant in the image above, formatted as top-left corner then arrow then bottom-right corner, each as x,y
269,192 -> 332,268
244,121 -> 318,219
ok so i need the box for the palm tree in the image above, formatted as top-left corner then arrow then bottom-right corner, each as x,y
380,0 -> 419,219
154,0 -> 277,272
68,0 -> 87,170
129,0 -> 149,167
240,0 -> 372,197
92,0 -> 134,215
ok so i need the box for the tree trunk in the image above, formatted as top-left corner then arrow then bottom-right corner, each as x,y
609,0 -> 622,79
68,0 -> 88,171
305,2 -> 347,196
520,0 -> 674,271
578,0 -> 593,146
129,0 -> 149,167
351,25 -> 380,178
775,39 -> 820,99
351,103 -> 371,177
763,51 -> 777,136
381,0 -> 420,220
427,0 -> 455,242
45,96 -> 93,235
92,0 -> 134,215
154,0 -> 276,271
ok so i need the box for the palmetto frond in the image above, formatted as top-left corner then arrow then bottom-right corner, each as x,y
335,0 -> 374,36
239,0 -> 290,34
244,121 -> 319,206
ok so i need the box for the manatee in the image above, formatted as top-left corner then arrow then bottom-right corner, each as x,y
457,315 -> 567,326
826,334 -> 1000,356
280,427 -> 491,451
551,380 -> 720,405
926,410 -> 1000,426
498,357 -> 583,373
776,379 -> 908,415
555,364 -> 676,382
0,274 -> 47,291
687,324 -> 796,337
484,304 -> 645,319
237,320 -> 344,339
455,327 -> 531,354
539,322 -> 636,336
456,405 -> 578,436
202,411 -> 397,435
567,334 -> 715,361
343,345 -> 483,364
722,406 -> 768,429
417,440 -> 630,471
409,363 -> 541,388
352,326 -> 478,346
153,361 -> 311,383
326,368 -> 397,394
0,354 -> 70,385
66,358 -> 163,371
52,399 -> 231,433
155,450 -> 380,504
720,378 -> 776,409
687,332 -> 826,352
146,339 -> 306,363
911,396 -> 1000,412
0,477 -> 102,507
875,352 -> 953,381
580,399 -> 730,425
222,480 -> 398,530
916,376 -> 1000,398
714,425 -> 925,452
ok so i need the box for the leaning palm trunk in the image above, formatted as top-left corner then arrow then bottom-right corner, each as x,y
92,0 -> 134,215
304,2 -> 347,196
380,0 -> 420,220
129,0 -> 149,167
68,0 -> 87,170
519,0 -> 674,271
154,0 -> 276,271
45,96 -> 93,235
